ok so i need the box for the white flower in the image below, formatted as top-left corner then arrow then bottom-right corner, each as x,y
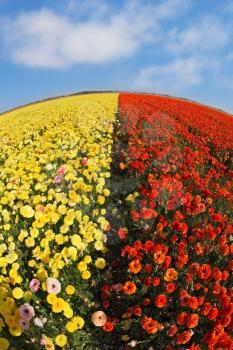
128,340 -> 137,348
34,317 -> 47,327
34,318 -> 43,327
46,277 -> 61,294
46,164 -> 53,171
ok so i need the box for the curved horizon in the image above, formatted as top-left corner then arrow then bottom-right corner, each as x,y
1,90 -> 233,118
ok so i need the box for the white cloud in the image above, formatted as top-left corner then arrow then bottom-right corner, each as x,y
0,0 -> 190,68
166,16 -> 230,54
133,57 -> 205,93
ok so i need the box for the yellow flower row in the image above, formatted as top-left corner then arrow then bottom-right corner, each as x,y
0,93 -> 118,349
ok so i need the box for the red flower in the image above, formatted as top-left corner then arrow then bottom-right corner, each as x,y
176,330 -> 193,345
103,321 -> 114,332
118,227 -> 128,240
198,264 -> 211,280
166,283 -> 175,294
177,312 -> 188,326
188,297 -> 199,310
141,316 -> 159,334
131,210 -> 140,221
154,294 -> 167,308
168,325 -> 178,337
186,314 -> 199,328
133,306 -> 142,316
143,298 -> 151,306
207,307 -> 218,320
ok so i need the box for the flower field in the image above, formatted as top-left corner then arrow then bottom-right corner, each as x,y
0,92 -> 232,349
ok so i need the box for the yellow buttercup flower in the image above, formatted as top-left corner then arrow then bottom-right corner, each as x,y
0,338 -> 10,350
84,255 -> 92,264
20,205 -> 35,218
12,287 -> 24,300
73,316 -> 85,329
52,298 -> 64,313
65,321 -> 77,333
55,334 -> 67,347
77,261 -> 87,272
82,270 -> 91,280
47,294 -> 57,305
95,258 -> 106,269
65,285 -> 75,295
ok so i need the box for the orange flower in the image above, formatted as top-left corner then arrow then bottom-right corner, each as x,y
188,297 -> 199,310
129,259 -> 142,274
198,264 -> 211,280
141,207 -> 155,220
123,281 -> 136,295
176,330 -> 193,345
154,294 -> 167,308
206,197 -> 213,205
187,344 -> 201,350
153,251 -> 166,264
118,227 -> 128,240
168,325 -> 178,337
141,316 -> 159,334
164,268 -> 178,282
166,283 -> 175,294
177,312 -> 188,326
186,314 -> 199,328
119,162 -> 126,170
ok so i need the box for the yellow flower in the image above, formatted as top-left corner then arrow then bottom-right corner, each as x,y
20,205 -> 35,218
44,337 -> 55,350
25,237 -> 35,247
73,316 -> 85,329
0,338 -> 9,350
36,268 -> 48,281
84,255 -> 92,264
71,234 -> 82,247
97,195 -> 105,205
12,287 -> 24,299
9,323 -> 22,337
47,294 -> 57,305
65,321 -> 77,333
77,261 -> 87,272
95,258 -> 106,269
82,270 -> 91,280
103,189 -> 110,196
52,298 -> 64,313
65,285 -> 75,295
55,334 -> 67,347
94,241 -> 104,251
63,306 -> 73,319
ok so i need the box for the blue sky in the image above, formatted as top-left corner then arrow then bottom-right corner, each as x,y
0,0 -> 233,113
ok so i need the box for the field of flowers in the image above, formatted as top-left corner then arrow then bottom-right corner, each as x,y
0,92 -> 232,350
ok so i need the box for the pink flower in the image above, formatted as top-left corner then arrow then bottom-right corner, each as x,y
37,205 -> 44,212
91,311 -> 107,327
19,318 -> 30,330
81,158 -> 88,166
40,339 -> 46,345
19,304 -> 35,321
55,175 -> 62,184
46,277 -> 61,294
29,278 -> 40,292
58,167 -> 65,175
